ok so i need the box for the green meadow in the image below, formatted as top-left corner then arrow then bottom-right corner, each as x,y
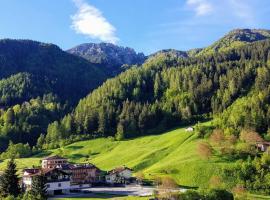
0,121 -> 238,188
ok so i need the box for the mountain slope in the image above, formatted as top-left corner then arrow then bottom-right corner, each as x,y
0,39 -> 111,151
0,39 -> 108,106
67,43 -> 146,75
149,49 -> 189,59
197,29 -> 270,56
46,38 -> 270,145
0,121 -> 229,188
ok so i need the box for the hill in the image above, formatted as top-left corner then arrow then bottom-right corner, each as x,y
0,39 -> 108,106
0,121 -> 232,188
148,49 -> 189,59
67,43 -> 146,75
45,34 -> 270,147
197,29 -> 270,56
0,39 -> 111,151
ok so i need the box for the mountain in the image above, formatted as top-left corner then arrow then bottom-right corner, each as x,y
0,39 -> 109,150
0,39 -> 108,106
67,43 -> 146,75
197,29 -> 270,56
148,49 -> 189,59
47,32 -> 270,146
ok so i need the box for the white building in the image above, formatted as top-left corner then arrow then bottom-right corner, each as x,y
42,155 -> 68,169
105,166 -> 132,184
22,168 -> 71,196
185,127 -> 194,132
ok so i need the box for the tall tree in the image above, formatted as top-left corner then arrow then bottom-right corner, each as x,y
0,158 -> 20,197
29,175 -> 47,200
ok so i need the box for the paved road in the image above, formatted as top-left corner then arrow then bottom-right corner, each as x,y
50,185 -> 187,199
82,185 -> 156,196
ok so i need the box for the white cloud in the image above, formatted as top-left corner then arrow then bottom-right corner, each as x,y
187,0 -> 214,16
71,0 -> 119,44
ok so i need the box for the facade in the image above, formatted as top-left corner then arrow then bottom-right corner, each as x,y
69,164 -> 101,185
22,168 -> 71,196
256,142 -> 270,152
42,155 -> 68,169
185,127 -> 194,132
23,155 -> 102,195
105,166 -> 132,184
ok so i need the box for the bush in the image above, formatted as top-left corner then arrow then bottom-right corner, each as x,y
0,142 -> 32,159
197,142 -> 213,160
180,190 -> 202,200
205,189 -> 234,200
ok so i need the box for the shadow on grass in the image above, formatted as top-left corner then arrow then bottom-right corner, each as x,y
178,185 -> 198,189
69,153 -> 87,159
66,145 -> 84,150
32,150 -> 52,158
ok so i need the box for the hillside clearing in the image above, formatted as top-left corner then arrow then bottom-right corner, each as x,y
0,121 -> 237,187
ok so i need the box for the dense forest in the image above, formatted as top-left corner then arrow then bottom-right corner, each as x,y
1,29 -> 270,152
43,37 -> 270,147
0,39 -> 144,152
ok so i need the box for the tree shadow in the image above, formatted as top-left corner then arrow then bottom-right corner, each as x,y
66,145 -> 84,150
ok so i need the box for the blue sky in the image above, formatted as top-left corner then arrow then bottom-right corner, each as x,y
0,0 -> 269,54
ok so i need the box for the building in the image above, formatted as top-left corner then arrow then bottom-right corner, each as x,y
256,142 -> 270,152
23,155 -> 104,194
42,155 -> 68,169
22,168 -> 71,196
105,166 -> 132,184
185,127 -> 194,132
69,163 -> 101,185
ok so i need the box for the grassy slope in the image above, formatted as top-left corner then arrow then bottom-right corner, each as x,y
0,121 -> 236,188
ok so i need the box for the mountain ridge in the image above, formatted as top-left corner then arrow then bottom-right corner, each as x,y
67,42 -> 146,75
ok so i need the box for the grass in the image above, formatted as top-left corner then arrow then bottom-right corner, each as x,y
0,121 -> 237,187
248,194 -> 270,199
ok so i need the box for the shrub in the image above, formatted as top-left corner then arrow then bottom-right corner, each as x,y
197,142 -> 213,160
205,189 -> 234,200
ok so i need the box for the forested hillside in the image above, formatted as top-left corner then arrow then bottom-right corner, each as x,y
44,33 -> 270,147
0,39 -> 107,106
0,39 -> 108,152
197,29 -> 270,56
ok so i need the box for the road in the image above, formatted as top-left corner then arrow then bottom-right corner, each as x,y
50,185 -> 187,199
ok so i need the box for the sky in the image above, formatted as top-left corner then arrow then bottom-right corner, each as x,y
0,0 -> 269,55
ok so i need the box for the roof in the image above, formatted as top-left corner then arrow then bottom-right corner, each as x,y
256,141 -> 270,145
108,166 -> 132,175
42,155 -> 67,161
70,163 -> 95,169
23,167 -> 70,177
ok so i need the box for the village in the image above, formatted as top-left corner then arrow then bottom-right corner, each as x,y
22,155 -> 135,196
21,140 -> 270,198
21,127 -> 270,197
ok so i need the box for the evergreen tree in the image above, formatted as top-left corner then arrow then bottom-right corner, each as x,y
0,158 -> 20,197
29,175 -> 47,200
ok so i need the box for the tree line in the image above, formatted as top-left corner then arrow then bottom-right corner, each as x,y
41,40 -> 270,148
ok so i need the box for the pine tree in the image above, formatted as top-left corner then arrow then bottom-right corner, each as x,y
0,158 -> 20,197
29,175 -> 47,200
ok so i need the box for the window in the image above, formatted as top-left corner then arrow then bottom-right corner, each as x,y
58,183 -> 61,187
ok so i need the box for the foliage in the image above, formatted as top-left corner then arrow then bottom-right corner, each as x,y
0,142 -> 32,159
197,142 -> 213,160
0,94 -> 66,152
0,158 -> 20,197
28,175 -> 47,200
46,38 -> 270,147
222,154 -> 270,195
